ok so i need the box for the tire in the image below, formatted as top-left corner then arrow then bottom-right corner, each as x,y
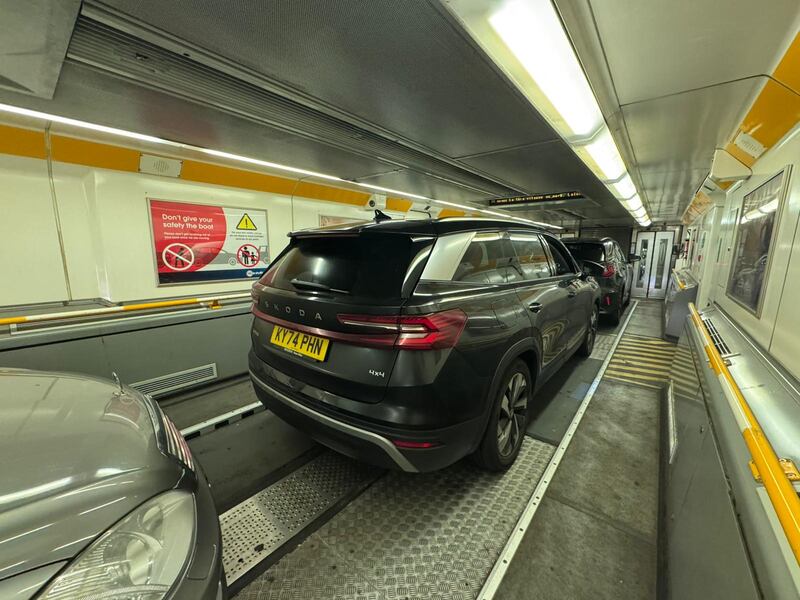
577,304 -> 599,357
608,292 -> 622,325
473,359 -> 531,471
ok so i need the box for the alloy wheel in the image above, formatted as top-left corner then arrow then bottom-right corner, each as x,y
587,307 -> 598,353
497,372 -> 528,457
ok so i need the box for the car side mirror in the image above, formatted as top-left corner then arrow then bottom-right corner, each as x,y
580,261 -> 602,280
628,254 -> 640,262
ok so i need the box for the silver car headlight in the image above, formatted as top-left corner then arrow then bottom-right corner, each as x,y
37,490 -> 195,600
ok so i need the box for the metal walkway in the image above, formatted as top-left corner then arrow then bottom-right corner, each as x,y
174,301 -> 656,599
237,439 -> 555,599
605,333 -> 676,389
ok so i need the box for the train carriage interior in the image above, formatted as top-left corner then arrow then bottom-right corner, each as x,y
1,1 -> 799,599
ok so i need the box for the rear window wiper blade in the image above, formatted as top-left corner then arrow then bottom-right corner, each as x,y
289,278 -> 349,295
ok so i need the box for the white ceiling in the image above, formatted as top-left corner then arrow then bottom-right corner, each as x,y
557,0 -> 800,221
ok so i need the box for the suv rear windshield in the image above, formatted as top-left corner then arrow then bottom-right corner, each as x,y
564,242 -> 605,263
266,234 -> 422,300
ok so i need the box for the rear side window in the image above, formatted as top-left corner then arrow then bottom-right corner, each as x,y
452,232 -> 522,284
266,234 -> 420,300
546,238 -> 576,275
564,242 -> 605,263
510,233 -> 551,280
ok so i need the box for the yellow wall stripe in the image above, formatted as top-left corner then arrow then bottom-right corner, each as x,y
439,208 -> 465,218
724,32 -> 800,168
387,197 -> 414,212
0,124 -> 46,159
50,135 -> 141,172
0,124 -> 415,209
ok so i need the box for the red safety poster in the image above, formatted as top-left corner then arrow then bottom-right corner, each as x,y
149,199 -> 269,285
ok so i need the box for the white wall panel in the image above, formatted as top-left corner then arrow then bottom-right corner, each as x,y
715,125 -> 800,378
766,127 -> 800,379
1,154 -> 408,306
0,155 -> 68,306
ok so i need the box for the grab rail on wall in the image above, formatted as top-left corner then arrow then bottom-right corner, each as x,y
688,303 -> 800,565
672,269 -> 687,290
0,292 -> 252,328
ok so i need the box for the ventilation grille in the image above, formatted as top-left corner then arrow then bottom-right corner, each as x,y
66,16 -> 514,198
702,317 -> 735,358
131,363 -> 217,397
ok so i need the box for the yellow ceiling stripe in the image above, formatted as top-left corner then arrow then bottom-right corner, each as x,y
724,32 -> 800,168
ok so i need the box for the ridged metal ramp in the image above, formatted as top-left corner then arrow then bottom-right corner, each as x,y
219,305 -> 634,598
233,438 -> 554,599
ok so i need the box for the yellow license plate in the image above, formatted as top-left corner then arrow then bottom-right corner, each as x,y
270,325 -> 330,361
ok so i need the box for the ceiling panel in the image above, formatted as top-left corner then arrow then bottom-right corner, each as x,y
0,0 -> 80,98
354,168 -> 503,203
0,62 -> 401,181
623,77 -> 763,216
640,168 -> 708,219
97,0 -> 558,158
589,0 -> 800,104
458,140 -> 623,210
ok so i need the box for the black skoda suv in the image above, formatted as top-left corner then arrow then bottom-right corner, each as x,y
249,217 -> 600,472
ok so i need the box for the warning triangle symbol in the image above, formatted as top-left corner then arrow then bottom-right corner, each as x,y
236,213 -> 257,230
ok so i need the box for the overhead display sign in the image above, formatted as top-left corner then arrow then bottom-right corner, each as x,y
149,199 -> 269,285
489,191 -> 583,206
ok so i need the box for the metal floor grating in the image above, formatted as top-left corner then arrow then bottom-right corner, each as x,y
221,451 -> 381,585
236,437 -> 555,600
590,333 -> 616,360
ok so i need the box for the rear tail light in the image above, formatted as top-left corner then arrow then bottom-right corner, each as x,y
392,440 -> 440,449
601,263 -> 616,277
337,309 -> 467,350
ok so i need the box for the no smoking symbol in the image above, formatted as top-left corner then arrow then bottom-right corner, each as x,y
237,244 -> 260,267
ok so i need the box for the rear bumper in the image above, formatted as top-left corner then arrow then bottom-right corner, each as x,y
249,358 -> 485,473
598,286 -> 622,314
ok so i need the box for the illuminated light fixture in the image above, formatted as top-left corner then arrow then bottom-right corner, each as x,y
637,218 -> 652,227
630,206 -> 647,219
622,194 -> 644,212
610,174 -> 637,199
583,127 -> 626,181
196,148 -> 343,182
0,102 -> 169,145
488,0 -> 602,138
758,199 -> 779,214
446,0 -> 651,227
0,102 -> 566,229
355,181 -> 429,201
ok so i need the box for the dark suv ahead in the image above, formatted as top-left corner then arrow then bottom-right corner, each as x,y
249,218 -> 600,472
563,237 -> 634,324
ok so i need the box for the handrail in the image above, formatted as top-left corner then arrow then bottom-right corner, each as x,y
0,292 -> 251,327
672,269 -> 686,290
688,302 -> 800,565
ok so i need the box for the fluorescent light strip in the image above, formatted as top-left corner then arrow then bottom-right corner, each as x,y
488,0 -> 602,137
0,103 -> 170,145
478,1 -> 650,225
0,102 -> 563,228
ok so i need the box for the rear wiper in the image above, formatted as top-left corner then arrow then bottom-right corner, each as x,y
289,278 -> 349,295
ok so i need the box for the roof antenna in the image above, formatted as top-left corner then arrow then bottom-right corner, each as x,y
374,209 -> 392,223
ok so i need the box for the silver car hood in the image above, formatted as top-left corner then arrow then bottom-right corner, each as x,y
0,369 -> 182,582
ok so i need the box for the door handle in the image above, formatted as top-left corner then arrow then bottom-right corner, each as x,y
567,290 -> 577,298
528,301 -> 543,313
